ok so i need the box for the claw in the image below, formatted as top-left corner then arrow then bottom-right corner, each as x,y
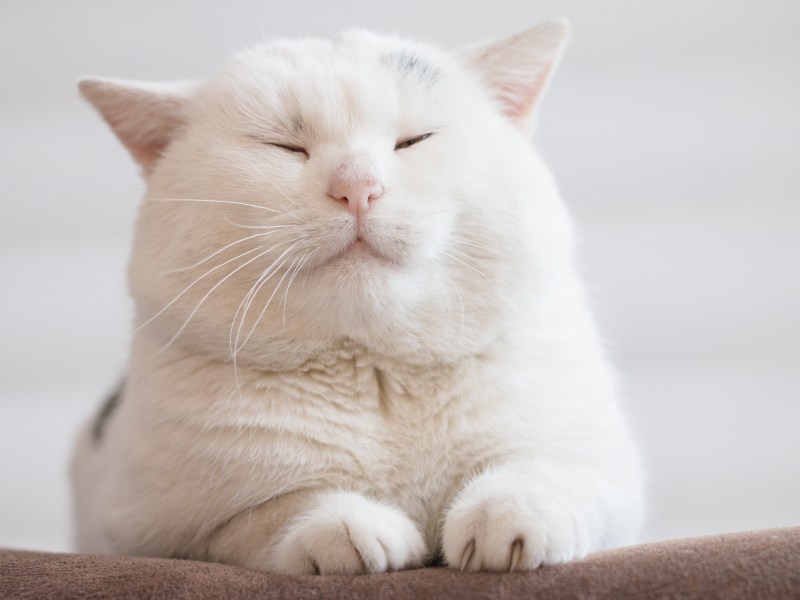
508,538 -> 524,572
459,538 -> 476,571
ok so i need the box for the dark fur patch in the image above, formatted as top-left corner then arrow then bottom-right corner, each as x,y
423,550 -> 445,568
92,379 -> 125,442
383,52 -> 440,86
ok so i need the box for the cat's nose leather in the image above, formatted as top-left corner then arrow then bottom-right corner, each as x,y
328,162 -> 384,219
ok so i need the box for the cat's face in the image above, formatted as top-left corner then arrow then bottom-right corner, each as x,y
81,25 -> 572,366
181,32 -> 482,283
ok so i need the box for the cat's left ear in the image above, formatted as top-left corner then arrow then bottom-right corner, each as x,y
460,21 -> 570,134
79,78 -> 193,175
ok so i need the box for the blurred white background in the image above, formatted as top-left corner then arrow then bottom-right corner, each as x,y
1,0 -> 798,552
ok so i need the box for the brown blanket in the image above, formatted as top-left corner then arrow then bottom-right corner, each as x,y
2,527 -> 798,599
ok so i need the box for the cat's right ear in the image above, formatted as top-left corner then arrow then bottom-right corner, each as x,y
460,21 -> 570,134
78,78 -> 192,175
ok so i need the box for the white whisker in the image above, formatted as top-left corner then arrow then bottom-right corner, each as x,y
137,243 -> 272,332
442,248 -> 517,316
420,206 -> 459,218
281,251 -> 313,325
249,0 -> 267,43
449,236 -> 491,251
150,197 -> 282,214
228,266 -> 270,402
236,241 -> 303,352
277,254 -> 302,326
449,236 -> 520,265
226,221 -> 295,231
228,239 -> 300,357
451,167 -> 495,192
441,249 -> 495,287
424,262 -> 451,319
167,230 -> 283,273
230,261 -> 278,358
230,263 -> 272,358
156,242 -> 287,355
260,178 -> 305,222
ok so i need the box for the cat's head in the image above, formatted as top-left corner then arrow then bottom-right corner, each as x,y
80,23 -> 573,366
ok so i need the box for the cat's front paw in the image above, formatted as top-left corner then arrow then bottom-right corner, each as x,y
271,491 -> 425,575
442,468 -> 593,571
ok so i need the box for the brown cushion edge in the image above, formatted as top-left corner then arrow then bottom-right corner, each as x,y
2,527 -> 799,600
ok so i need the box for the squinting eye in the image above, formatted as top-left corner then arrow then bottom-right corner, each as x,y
394,133 -> 432,151
268,143 -> 309,158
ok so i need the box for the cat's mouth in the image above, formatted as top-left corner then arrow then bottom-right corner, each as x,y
323,233 -> 393,267
344,236 -> 377,258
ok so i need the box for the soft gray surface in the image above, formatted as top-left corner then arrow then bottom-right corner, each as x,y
1,0 -> 798,552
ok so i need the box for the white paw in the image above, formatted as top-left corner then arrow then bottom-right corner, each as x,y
442,469 -> 593,571
271,491 -> 426,575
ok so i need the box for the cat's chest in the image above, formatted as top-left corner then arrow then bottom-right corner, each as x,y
245,346 -> 470,433
227,346 -> 492,477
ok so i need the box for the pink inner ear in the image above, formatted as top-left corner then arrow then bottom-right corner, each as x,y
81,81 -> 187,175
104,115 -> 168,174
127,143 -> 167,172
498,67 -> 551,121
100,97 -> 179,173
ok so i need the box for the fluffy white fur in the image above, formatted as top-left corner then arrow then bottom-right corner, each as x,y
71,22 -> 643,574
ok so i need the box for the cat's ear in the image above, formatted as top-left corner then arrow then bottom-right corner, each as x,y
78,78 -> 192,175
460,21 -> 570,133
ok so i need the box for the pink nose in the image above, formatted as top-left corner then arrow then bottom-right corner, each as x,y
328,175 -> 384,218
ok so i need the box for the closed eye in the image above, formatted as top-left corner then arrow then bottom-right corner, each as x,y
267,142 -> 309,158
395,133 -> 432,151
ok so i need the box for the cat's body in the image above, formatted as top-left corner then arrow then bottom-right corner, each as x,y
72,23 -> 643,574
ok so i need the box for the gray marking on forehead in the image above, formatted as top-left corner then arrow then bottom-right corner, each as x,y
383,52 -> 440,86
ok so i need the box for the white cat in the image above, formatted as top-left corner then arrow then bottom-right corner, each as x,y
71,22 -> 643,574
